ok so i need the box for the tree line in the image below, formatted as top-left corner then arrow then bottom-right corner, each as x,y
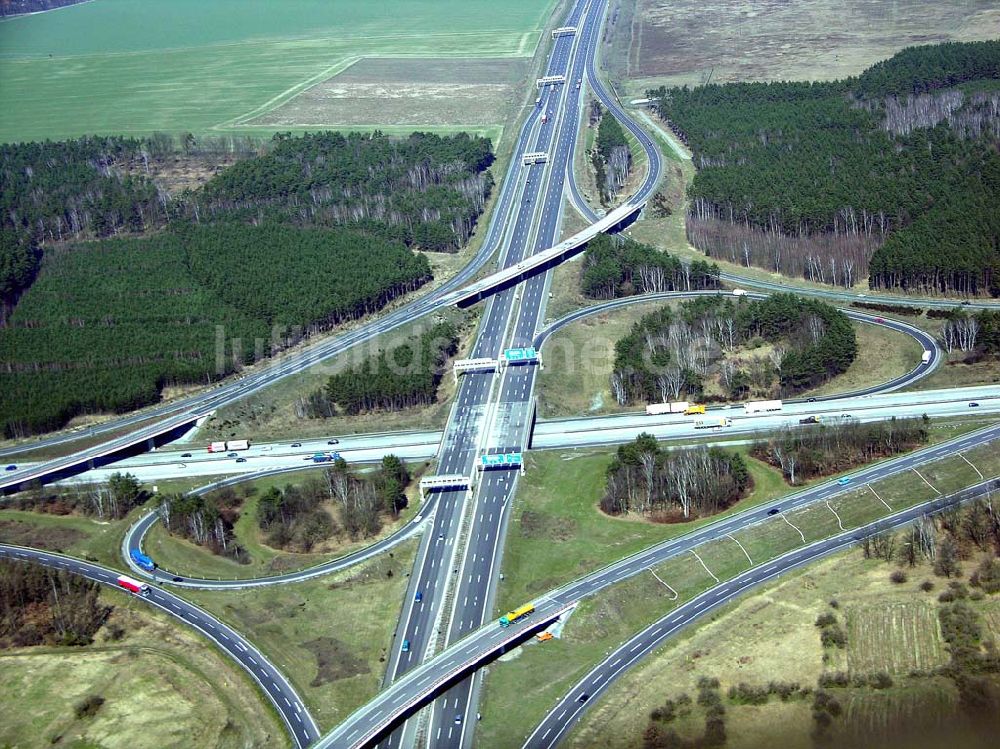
195,131 -> 494,251
259,455 -> 411,549
649,41 -> 1000,296
1,129 -> 493,436
158,487 -> 248,563
751,417 -> 928,485
6,472 -> 145,521
582,234 -> 720,299
322,322 -> 458,414
591,107 -> 632,205
601,433 -> 751,520
0,560 -> 110,648
610,294 -> 857,407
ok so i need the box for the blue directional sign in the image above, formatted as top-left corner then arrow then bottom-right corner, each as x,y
480,452 -> 523,469
503,347 -> 538,364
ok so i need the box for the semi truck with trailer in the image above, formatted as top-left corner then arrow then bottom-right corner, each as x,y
130,549 -> 155,572
116,575 -> 150,596
499,603 -> 535,627
744,399 -> 783,415
207,440 -> 250,453
645,402 -> 706,416
694,418 -> 733,429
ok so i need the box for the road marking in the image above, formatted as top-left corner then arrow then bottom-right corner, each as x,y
648,568 -> 678,599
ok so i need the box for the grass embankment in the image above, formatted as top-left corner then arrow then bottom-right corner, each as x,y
0,498 -> 157,570
478,438 -> 1000,747
0,590 -> 284,748
184,541 -> 416,729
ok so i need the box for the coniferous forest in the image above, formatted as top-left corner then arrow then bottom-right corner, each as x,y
649,40 -> 1000,296
0,131 -> 493,436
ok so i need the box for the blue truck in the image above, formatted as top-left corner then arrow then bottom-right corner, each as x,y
312,451 -> 341,464
130,548 -> 155,572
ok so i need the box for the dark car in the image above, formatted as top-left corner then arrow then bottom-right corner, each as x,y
767,508 -> 780,516
227,452 -> 238,458
401,639 -> 410,652
806,397 -> 816,402
327,439 -> 339,445
291,442 -> 302,447
4,465 -> 16,472
969,402 -> 980,408
415,591 -> 423,603
236,457 -> 247,463
577,693 -> 590,703
172,576 -> 184,582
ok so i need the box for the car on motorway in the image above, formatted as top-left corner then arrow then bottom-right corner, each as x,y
401,639 -> 410,652
236,457 -> 247,463
327,439 -> 339,445
841,413 -> 852,419
181,452 -> 192,458
454,715 -> 462,725
875,317 -> 885,323
291,442 -> 302,447
577,693 -> 590,703
767,508 -> 780,516
415,591 -> 423,602
961,300 -> 971,305
969,402 -> 980,408
837,477 -> 852,486
172,576 -> 184,582
227,452 -> 238,458
4,465 -> 16,471
806,397 -> 817,402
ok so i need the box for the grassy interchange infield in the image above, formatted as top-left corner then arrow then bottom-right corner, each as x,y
0,0 -> 559,143
477,436 -> 1000,748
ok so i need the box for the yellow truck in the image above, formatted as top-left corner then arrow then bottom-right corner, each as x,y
499,603 -> 535,628
684,404 -> 706,415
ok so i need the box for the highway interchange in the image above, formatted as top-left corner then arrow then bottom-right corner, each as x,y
2,0 -> 1000,747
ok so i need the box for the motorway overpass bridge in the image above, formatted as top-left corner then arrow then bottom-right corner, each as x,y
447,200 -> 645,308
0,410 -> 202,494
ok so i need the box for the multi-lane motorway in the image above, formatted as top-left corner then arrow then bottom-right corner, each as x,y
3,0 -> 1000,747
314,421 -> 1000,748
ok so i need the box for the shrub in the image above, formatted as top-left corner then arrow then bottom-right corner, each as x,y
829,599 -> 839,609
74,695 -> 105,719
920,580 -> 935,592
815,612 -> 838,628
890,570 -> 907,584
869,672 -> 894,689
939,589 -> 956,603
818,672 -> 850,688
821,626 -> 848,649
728,682 -> 769,705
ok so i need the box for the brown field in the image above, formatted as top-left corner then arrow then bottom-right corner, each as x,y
252,57 -> 529,129
619,0 -> 1000,88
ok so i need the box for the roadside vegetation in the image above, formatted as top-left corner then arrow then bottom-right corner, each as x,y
184,542 -> 416,729
1,131 -> 493,438
650,40 -> 1000,296
482,437 -> 1000,748
156,456 -> 415,568
0,568 -> 284,747
581,234 -> 719,299
611,294 -> 856,407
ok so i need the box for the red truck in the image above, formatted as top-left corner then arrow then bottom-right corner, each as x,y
116,575 -> 151,596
